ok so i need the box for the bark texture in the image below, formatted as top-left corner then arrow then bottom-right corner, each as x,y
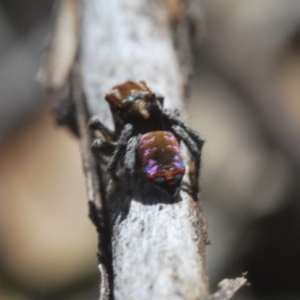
39,0 -> 248,299
79,0 -> 209,299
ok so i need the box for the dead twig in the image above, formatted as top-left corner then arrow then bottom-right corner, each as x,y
39,0 -> 248,299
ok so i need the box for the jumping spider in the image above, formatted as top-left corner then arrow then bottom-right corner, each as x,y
89,80 -> 204,196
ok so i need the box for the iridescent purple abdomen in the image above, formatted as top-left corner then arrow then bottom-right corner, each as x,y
139,131 -> 185,186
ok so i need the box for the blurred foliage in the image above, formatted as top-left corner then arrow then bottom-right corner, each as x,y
0,0 -> 54,35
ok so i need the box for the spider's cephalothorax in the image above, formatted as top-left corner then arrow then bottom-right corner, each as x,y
105,80 -> 164,135
89,80 -> 204,196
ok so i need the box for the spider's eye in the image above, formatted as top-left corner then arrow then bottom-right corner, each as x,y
175,173 -> 184,182
127,95 -> 136,102
126,92 -> 145,103
152,177 -> 165,184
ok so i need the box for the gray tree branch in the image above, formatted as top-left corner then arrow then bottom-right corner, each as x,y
79,1 -> 209,299
39,0 -> 248,299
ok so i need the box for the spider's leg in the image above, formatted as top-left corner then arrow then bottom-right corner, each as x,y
123,136 -> 139,193
91,138 -> 116,156
107,123 -> 134,177
172,125 -> 200,158
88,116 -> 114,141
172,125 -> 201,195
164,108 -> 180,118
164,109 -> 204,150
180,125 -> 204,150
124,136 -> 138,174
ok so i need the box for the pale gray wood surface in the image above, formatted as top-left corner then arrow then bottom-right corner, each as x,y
80,0 -> 209,299
38,0 -> 249,298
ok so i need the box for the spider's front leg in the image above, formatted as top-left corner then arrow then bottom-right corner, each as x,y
91,139 -> 116,156
107,123 -> 134,178
89,116 -> 117,157
88,115 -> 115,141
123,136 -> 139,193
